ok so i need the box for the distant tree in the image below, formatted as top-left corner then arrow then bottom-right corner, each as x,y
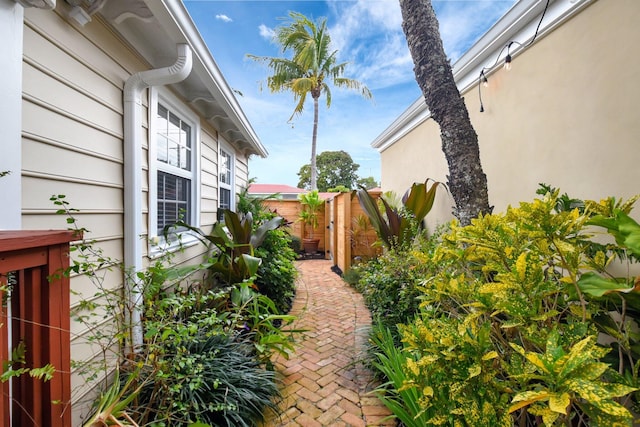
327,185 -> 351,193
399,0 -> 491,225
357,176 -> 379,190
247,12 -> 372,191
297,150 -> 359,191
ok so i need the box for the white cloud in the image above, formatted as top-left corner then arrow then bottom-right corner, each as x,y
324,0 -> 515,90
326,0 -> 410,89
258,24 -> 275,40
215,14 -> 232,23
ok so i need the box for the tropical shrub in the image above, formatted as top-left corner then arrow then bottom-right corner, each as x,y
172,209 -> 284,287
255,228 -> 298,314
352,233 -> 440,335
370,189 -> 640,426
52,200 -> 293,426
288,234 -> 302,254
356,179 -> 443,250
129,332 -> 279,426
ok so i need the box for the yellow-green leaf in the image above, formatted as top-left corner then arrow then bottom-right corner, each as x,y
515,252 -> 527,281
468,364 -> 481,379
423,386 -> 434,397
549,392 -> 570,414
558,336 -> 595,378
603,382 -> 638,398
529,405 -> 560,426
482,351 -> 499,361
590,399 -> 634,418
523,352 -> 550,374
508,390 -> 550,413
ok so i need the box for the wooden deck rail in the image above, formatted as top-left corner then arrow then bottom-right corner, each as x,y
0,230 -> 78,427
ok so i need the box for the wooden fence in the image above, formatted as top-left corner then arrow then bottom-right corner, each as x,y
261,190 -> 381,272
0,230 -> 77,427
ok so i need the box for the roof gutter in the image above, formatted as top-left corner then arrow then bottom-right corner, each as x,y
123,43 -> 192,351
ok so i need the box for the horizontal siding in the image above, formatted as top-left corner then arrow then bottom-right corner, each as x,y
22,175 -> 123,212
25,8 -> 143,83
22,10 -> 134,423
23,138 -> 122,187
23,25 -> 123,115
23,62 -> 123,136
200,125 -> 219,224
21,212 -> 123,243
21,5 -> 255,424
67,266 -> 124,308
23,100 -> 123,162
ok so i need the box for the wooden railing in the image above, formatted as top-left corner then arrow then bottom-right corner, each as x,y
0,230 -> 78,427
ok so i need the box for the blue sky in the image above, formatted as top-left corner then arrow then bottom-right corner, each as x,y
184,0 -> 516,188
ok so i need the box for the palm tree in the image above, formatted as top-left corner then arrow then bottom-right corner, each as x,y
247,12 -> 372,191
399,0 -> 491,225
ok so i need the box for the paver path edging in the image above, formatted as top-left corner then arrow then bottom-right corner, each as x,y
260,260 -> 396,427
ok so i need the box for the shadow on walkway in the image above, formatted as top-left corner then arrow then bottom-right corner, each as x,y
260,260 -> 396,427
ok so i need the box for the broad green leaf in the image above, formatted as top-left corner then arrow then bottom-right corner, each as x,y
356,186 -> 392,246
578,272 -> 638,297
579,401 -> 635,426
250,216 -> 284,248
601,382 -> 639,398
566,361 -> 608,382
403,180 -> 443,223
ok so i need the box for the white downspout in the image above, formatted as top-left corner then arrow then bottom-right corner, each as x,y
123,44 -> 192,351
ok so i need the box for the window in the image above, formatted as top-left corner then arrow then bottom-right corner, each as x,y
218,145 -> 234,216
150,91 -> 200,242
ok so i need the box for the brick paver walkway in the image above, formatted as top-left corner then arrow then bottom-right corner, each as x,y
261,260 -> 396,427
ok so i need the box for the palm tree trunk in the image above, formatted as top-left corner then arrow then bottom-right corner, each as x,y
310,95 -> 320,190
399,0 -> 491,225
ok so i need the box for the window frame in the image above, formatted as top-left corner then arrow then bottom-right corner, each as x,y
218,139 -> 235,218
148,88 -> 201,254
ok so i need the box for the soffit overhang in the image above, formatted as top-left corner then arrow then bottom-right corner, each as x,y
96,0 -> 268,158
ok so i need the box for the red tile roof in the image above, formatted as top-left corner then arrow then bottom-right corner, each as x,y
248,184 -> 335,200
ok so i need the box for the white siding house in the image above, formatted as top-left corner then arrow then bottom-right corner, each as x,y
1,0 -> 267,423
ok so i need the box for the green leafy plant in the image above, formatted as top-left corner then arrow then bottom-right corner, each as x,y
51,198 -> 289,426
509,330 -> 636,426
364,189 -> 640,426
254,228 -> 298,314
350,227 -> 444,338
172,210 -> 283,286
356,179 -> 443,250
129,333 -> 280,426
370,324 -> 431,427
298,190 -> 324,240
236,178 -> 281,220
84,367 -> 145,427
1,341 -> 55,383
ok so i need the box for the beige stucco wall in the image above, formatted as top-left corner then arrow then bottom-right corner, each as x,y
21,5 -> 251,424
380,0 -> 640,229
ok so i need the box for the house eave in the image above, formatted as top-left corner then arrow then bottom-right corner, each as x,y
371,0 -> 594,153
97,0 -> 268,158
